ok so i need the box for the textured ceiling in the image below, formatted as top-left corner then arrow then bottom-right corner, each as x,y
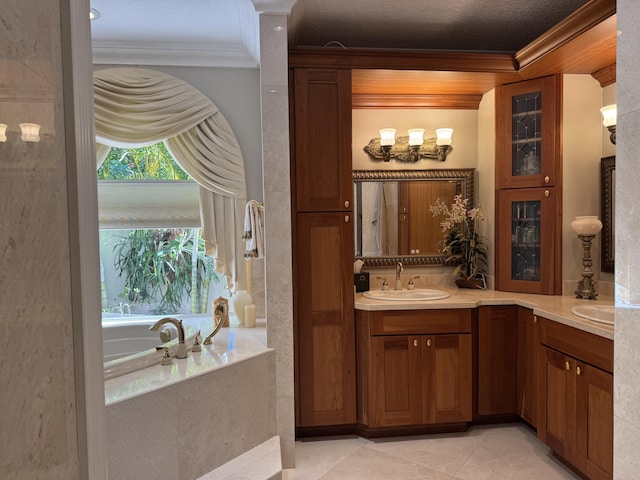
288,0 -> 590,52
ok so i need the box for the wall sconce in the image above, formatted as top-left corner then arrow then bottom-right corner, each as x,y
600,104 -> 616,145
19,123 -> 41,143
364,127 -> 454,162
0,124 -> 7,143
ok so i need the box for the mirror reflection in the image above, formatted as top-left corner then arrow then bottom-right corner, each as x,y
353,169 -> 476,267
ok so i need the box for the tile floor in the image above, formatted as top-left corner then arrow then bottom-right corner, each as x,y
283,424 -> 582,480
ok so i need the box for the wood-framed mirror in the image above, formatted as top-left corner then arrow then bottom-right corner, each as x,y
601,156 -> 615,273
353,168 -> 476,267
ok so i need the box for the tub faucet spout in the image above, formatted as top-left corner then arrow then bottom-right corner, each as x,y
150,317 -> 187,359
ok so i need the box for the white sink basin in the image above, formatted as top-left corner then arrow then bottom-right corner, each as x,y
570,305 -> 614,325
363,289 -> 451,301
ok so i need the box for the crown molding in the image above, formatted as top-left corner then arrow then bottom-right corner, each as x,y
592,63 -> 616,87
92,41 -> 259,68
352,94 -> 482,110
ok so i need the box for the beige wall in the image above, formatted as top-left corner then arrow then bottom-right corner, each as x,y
561,74 -> 605,292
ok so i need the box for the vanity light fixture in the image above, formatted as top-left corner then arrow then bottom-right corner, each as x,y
364,127 -> 454,163
600,104 -> 616,145
0,124 -> 7,142
19,123 -> 41,143
571,215 -> 602,300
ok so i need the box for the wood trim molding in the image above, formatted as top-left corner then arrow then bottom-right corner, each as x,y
289,48 -> 517,73
592,63 -> 616,86
515,0 -> 616,70
352,94 -> 482,109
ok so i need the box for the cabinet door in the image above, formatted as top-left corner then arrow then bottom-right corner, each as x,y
293,69 -> 352,212
539,347 -> 575,463
423,334 -> 472,424
296,212 -> 355,427
575,362 -> 613,480
476,306 -> 517,416
496,187 -> 562,294
369,335 -> 422,427
516,307 -> 538,427
496,76 -> 561,189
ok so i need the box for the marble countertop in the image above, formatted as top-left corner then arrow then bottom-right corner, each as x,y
105,320 -> 270,406
355,288 -> 614,340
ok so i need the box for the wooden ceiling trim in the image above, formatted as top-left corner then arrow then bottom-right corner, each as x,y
288,48 -> 517,73
352,94 -> 482,110
515,0 -> 616,70
592,63 -> 616,87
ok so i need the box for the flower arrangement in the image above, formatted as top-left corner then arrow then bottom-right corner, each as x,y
430,194 -> 487,280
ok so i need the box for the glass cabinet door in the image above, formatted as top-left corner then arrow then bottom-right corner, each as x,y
496,76 -> 561,189
496,187 -> 561,294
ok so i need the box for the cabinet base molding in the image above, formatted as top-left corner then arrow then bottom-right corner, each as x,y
355,422 -> 468,439
472,414 -> 520,425
295,424 -> 358,438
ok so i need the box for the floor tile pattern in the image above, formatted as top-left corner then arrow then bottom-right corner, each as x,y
283,424 -> 582,480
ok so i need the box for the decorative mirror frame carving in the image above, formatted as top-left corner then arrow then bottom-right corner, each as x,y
600,156 -> 615,273
353,168 -> 476,268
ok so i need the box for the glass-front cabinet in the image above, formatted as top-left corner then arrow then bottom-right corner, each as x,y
496,187 -> 562,294
495,75 -> 562,295
496,76 -> 561,189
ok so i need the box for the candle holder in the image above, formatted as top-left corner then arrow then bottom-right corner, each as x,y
570,216 -> 602,300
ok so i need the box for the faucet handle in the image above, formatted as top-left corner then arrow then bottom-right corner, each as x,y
376,276 -> 389,291
191,330 -> 202,352
407,275 -> 420,290
155,346 -> 173,365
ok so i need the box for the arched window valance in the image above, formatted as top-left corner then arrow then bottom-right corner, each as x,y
93,67 -> 248,291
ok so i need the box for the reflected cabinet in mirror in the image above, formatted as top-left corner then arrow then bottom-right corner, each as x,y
353,169 -> 476,267
601,156 -> 614,273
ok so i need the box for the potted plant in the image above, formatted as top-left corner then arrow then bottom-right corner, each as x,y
430,194 -> 488,288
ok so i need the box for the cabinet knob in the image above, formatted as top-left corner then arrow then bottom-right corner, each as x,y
565,361 -> 571,371
413,339 -> 418,347
344,200 -> 350,208
533,315 -> 538,323
544,176 -> 550,184
576,366 -> 582,376
544,190 -> 550,198
426,338 -> 432,347
345,215 -> 350,223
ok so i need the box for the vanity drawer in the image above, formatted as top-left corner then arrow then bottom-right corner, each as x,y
365,309 -> 473,336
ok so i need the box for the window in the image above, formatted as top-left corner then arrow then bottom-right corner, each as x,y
98,143 -> 225,318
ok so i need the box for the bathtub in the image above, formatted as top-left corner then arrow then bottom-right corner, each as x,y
104,322 -> 278,479
103,315 -> 204,380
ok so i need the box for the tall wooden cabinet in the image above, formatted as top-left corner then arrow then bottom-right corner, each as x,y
291,68 -> 356,430
538,317 -> 613,480
495,75 -> 563,294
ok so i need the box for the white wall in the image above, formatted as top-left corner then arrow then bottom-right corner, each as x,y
477,90 -> 496,281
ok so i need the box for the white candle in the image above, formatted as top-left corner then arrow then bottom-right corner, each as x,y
244,304 -> 256,328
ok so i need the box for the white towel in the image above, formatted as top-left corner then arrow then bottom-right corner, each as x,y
243,200 -> 265,259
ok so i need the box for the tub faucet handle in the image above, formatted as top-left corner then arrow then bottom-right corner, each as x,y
408,275 -> 420,290
155,346 -> 173,366
191,330 -> 202,353
150,317 -> 187,359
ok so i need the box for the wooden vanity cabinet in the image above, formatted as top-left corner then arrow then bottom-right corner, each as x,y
476,306 -> 518,418
516,307 -> 538,428
538,317 -> 613,480
356,309 -> 473,432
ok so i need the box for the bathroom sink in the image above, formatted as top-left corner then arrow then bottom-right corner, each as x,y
363,289 -> 451,301
570,305 -> 615,325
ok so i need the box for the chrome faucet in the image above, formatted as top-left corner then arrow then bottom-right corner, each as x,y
150,317 -> 188,359
395,261 -> 404,290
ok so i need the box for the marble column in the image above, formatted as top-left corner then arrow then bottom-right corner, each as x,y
258,12 -> 296,469
614,0 -> 640,477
